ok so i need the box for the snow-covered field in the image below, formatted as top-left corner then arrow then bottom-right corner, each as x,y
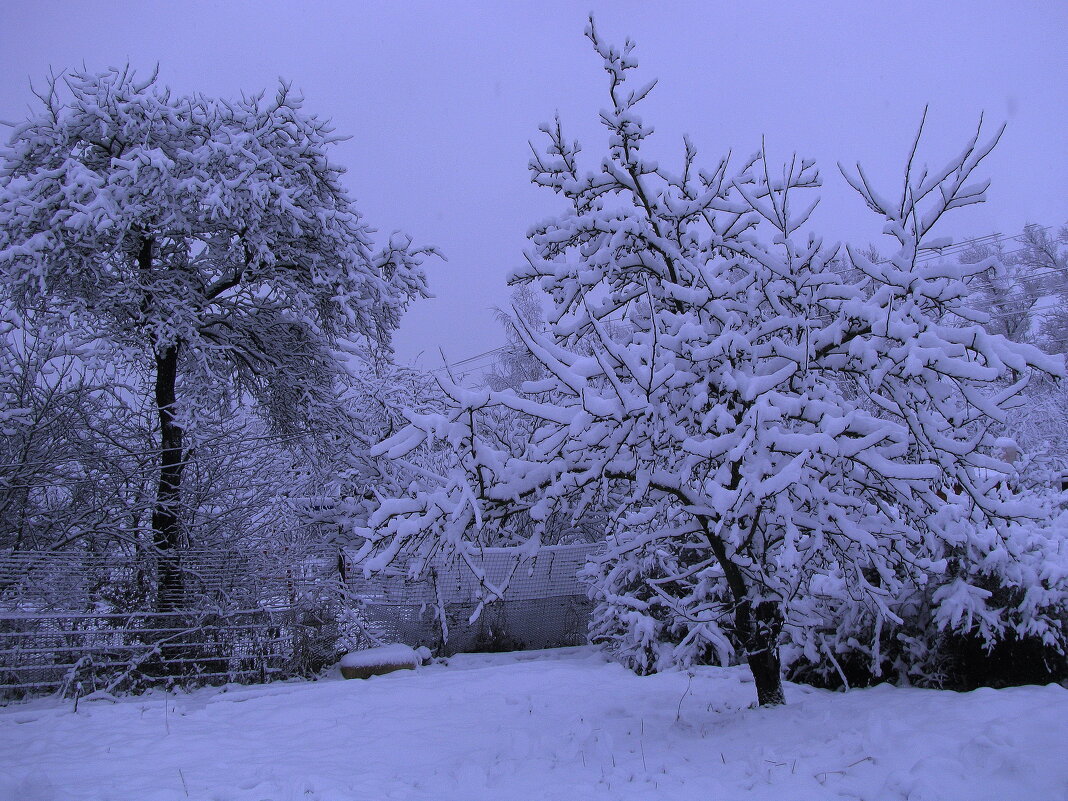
1,646 -> 1065,801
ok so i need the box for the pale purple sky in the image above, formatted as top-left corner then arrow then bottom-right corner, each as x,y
2,1 -> 1064,370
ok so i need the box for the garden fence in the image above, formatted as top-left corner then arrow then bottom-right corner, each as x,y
0,541 -> 603,701
342,542 -> 602,654
0,545 -> 342,700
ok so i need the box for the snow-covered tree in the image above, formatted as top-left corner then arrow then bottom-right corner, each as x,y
948,225 -> 1068,492
0,305 -> 146,553
959,238 -> 1042,343
312,357 -> 450,540
351,23 -> 1064,706
486,286 -> 549,393
1025,224 -> 1068,352
948,223 -> 1068,352
0,67 -> 434,607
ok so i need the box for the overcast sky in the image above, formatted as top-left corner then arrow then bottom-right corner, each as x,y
1,1 -> 1064,371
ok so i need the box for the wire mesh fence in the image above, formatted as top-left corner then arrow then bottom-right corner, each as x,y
0,608 -> 324,699
342,543 -> 601,654
0,545 -> 345,701
0,541 -> 602,701
0,544 -> 340,613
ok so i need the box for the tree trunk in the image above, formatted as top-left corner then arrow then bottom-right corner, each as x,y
741,600 -> 786,707
152,341 -> 184,611
703,517 -> 787,706
137,235 -> 186,612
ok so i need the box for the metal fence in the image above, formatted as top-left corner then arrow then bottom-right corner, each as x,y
0,545 -> 338,612
0,545 -> 343,700
0,608 -> 323,699
0,542 -> 602,701
342,543 -> 601,654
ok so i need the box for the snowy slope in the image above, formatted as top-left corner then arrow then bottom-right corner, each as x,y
0,647 -> 1065,801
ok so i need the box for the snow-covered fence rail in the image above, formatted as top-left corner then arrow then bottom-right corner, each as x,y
343,542 -> 602,654
0,609 -> 312,699
0,546 -> 344,700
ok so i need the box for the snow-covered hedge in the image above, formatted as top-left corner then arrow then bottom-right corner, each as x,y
590,512 -> 1068,690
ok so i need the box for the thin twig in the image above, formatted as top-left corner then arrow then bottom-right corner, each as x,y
675,673 -> 692,723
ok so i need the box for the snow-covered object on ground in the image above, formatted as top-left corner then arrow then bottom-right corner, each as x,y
0,647 -> 1065,800
339,643 -> 421,679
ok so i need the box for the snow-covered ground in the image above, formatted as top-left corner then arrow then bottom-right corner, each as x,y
1,646 -> 1065,801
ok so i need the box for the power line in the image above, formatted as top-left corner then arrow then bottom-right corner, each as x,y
429,345 -> 510,375
914,231 -> 1006,262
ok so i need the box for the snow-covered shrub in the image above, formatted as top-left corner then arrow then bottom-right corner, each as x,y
591,512 -> 1068,690
585,510 -> 736,675
784,510 -> 1068,690
588,472 -> 1068,690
